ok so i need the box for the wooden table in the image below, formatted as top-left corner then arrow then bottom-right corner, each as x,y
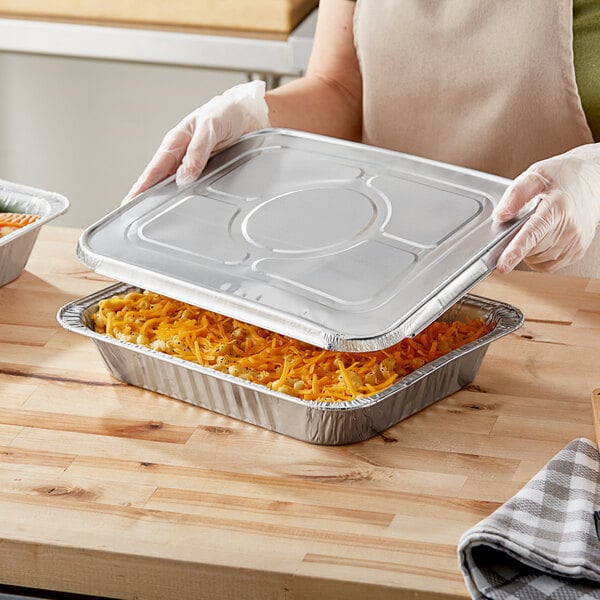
0,226 -> 598,600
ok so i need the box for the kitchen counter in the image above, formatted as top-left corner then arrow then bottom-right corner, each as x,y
0,226 -> 598,600
0,10 -> 317,88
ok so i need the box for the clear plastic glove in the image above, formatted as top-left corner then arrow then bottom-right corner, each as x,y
124,80 -> 270,201
493,143 -> 600,273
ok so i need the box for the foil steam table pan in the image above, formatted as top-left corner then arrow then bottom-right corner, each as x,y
76,128 -> 531,352
0,178 -> 69,287
57,282 -> 523,445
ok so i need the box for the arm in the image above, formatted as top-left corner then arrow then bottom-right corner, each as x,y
125,0 -> 361,200
266,0 -> 362,141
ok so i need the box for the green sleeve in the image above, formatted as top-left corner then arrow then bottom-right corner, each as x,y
573,0 -> 600,141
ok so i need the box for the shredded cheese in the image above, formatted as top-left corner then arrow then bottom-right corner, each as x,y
93,290 -> 493,402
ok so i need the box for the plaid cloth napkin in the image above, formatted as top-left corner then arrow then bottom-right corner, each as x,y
458,437 -> 600,599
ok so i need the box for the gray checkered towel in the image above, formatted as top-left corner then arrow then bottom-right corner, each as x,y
458,437 -> 600,599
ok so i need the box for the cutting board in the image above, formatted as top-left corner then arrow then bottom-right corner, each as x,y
593,389 -> 600,447
0,0 -> 317,33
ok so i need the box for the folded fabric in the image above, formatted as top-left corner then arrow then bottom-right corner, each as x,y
458,437 -> 600,599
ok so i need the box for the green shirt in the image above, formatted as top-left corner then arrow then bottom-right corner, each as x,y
573,0 -> 600,141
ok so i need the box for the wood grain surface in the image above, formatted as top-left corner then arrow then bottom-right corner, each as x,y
0,0 -> 318,34
593,389 -> 600,448
0,226 -> 598,600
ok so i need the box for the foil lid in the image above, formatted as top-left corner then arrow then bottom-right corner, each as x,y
78,129 -> 528,351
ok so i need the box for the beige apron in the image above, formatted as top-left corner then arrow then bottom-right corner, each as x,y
354,0 -> 600,277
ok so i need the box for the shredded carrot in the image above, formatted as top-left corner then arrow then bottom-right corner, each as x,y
93,290 -> 493,402
0,212 -> 39,239
0,212 -> 39,228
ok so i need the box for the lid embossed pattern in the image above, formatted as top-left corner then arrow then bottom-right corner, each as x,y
78,129 -> 528,351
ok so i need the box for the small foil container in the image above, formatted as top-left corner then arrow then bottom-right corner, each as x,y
0,179 -> 69,287
57,282 -> 523,445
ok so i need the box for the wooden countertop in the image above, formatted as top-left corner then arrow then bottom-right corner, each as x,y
1,226 -> 598,600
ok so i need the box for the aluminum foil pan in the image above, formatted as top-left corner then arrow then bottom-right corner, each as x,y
77,129 -> 531,352
0,179 -> 69,287
57,283 -> 523,445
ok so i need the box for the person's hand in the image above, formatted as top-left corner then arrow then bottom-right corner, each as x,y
124,80 -> 270,202
493,143 -> 600,273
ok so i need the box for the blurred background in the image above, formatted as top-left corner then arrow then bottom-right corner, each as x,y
0,6 -> 315,229
0,54 -> 245,227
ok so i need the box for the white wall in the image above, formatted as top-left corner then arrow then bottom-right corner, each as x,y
0,52 -> 248,228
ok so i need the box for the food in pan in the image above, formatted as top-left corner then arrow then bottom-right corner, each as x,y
0,212 -> 40,238
93,290 -> 493,402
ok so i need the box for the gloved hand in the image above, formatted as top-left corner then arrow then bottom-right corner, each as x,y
125,80 -> 270,201
493,143 -> 600,273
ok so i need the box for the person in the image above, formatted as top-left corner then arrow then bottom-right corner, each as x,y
125,0 -> 600,278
